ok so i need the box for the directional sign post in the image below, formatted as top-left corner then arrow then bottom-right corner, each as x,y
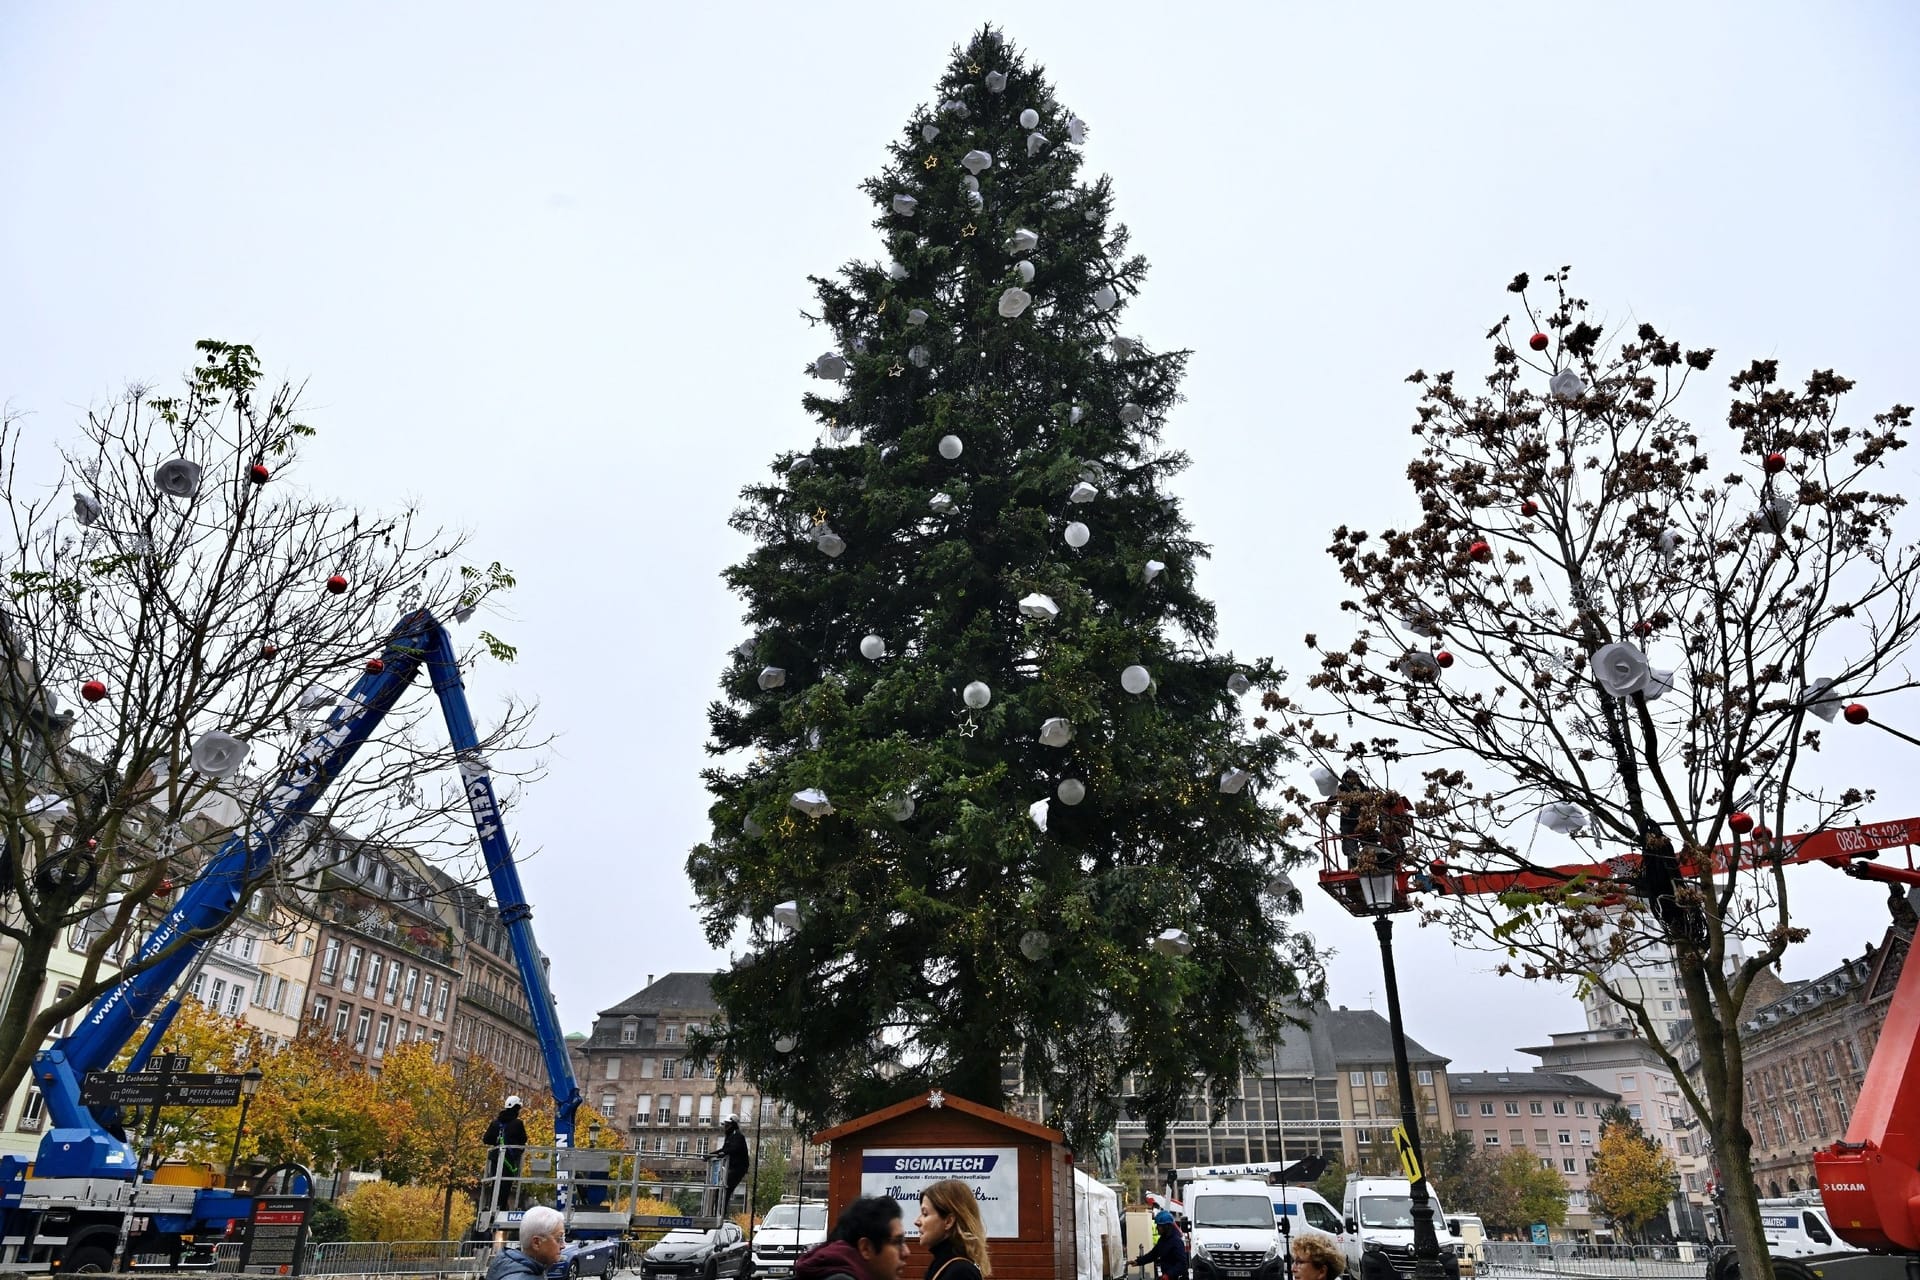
82,1068 -> 246,1109
1391,1125 -> 1423,1184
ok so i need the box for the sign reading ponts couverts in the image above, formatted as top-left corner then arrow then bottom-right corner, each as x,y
860,1148 -> 1020,1237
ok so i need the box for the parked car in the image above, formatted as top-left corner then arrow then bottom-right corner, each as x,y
751,1199 -> 828,1278
554,1239 -> 625,1278
642,1224 -> 752,1280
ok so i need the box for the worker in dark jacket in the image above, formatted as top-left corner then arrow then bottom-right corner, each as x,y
1133,1210 -> 1188,1280
710,1116 -> 750,1214
483,1095 -> 528,1210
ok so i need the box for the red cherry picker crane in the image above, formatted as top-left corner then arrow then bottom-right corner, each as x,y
1317,806 -> 1920,1276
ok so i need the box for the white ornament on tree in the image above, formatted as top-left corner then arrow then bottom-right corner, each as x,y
998,288 -> 1032,318
758,666 -> 788,691
189,730 -> 250,779
1110,336 -> 1139,358
1027,798 -> 1049,832
1008,228 -> 1039,254
907,308 -> 928,326
963,681 -> 992,709
884,794 -> 916,821
1118,403 -> 1145,425
1016,260 -> 1035,284
929,492 -> 956,514
1309,765 -> 1340,798
939,434 -> 964,459
1056,778 -> 1086,805
1027,132 -> 1048,157
790,788 -> 834,817
1092,284 -> 1118,312
891,194 -> 918,216
962,149 -> 993,174
1063,521 -> 1090,549
1069,481 -> 1098,503
74,493 -> 102,526
1591,641 -> 1652,697
1800,677 -> 1845,722
1143,560 -> 1165,583
1019,107 -> 1040,129
1018,593 -> 1060,621
154,458 -> 204,500
811,352 -> 847,380
1120,665 -> 1152,695
1538,801 -> 1589,835
1550,368 -> 1586,399
1151,928 -> 1192,957
1038,717 -> 1073,747
815,531 -> 846,558
1066,115 -> 1088,144
1219,768 -> 1253,795
922,123 -> 940,142
908,345 -> 931,368
985,70 -> 1007,93
1758,491 -> 1796,534
860,635 -> 887,660
888,261 -> 909,281
1019,929 -> 1049,960
1227,672 -> 1252,696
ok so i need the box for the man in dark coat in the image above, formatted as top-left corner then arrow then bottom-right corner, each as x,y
710,1116 -> 750,1215
794,1197 -> 908,1280
1133,1210 -> 1189,1280
483,1095 -> 528,1210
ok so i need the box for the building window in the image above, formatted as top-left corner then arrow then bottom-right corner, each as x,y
1661,1001 -> 1674,1012
335,1005 -> 352,1039
1481,1103 -> 1495,1116
313,996 -> 331,1026
699,1096 -> 714,1126
1372,1071 -> 1388,1086
191,972 -> 207,1001
663,1059 -> 678,1080
1580,1130 -> 1593,1145
1509,1129 -> 1524,1146
209,978 -> 227,1011
255,974 -> 271,1006
1417,1069 -> 1433,1086
1506,1102 -> 1521,1115
435,980 -> 450,1020
1575,1101 -> 1587,1115
601,1092 -> 618,1114
1454,1102 -> 1469,1117
1553,1101 -> 1567,1115
365,954 -> 384,998
623,1020 -> 639,1045
606,1058 -> 621,1081
1350,1071 -> 1366,1086
678,1095 -> 694,1124
344,946 -> 364,988
663,1025 -> 678,1044
705,1062 -> 718,1079
385,963 -> 401,1003
1356,1129 -> 1371,1145
354,1009 -> 372,1050
1534,1129 -> 1549,1145
272,977 -> 289,1012
674,1137 -> 689,1155
321,938 -> 342,981
1846,1041 -> 1862,1072
375,1015 -> 393,1057
17,1087 -> 46,1132
1483,1132 -> 1500,1145
403,967 -> 420,1010
1628,1104 -> 1642,1120
226,985 -> 243,1017
1529,1101 -> 1544,1115
1619,1074 -> 1637,1092
1558,1130 -> 1572,1145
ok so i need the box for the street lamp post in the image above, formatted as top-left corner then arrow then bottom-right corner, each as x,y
1354,863 -> 1446,1280
227,1066 -> 265,1186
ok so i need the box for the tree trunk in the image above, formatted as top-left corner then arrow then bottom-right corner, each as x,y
440,1184 -> 454,1240
1675,949 -> 1772,1280
0,927 -> 56,1101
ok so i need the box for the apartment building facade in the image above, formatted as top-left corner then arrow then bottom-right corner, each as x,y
441,874 -> 546,1100
1446,1070 -> 1620,1240
1325,1007 -> 1454,1168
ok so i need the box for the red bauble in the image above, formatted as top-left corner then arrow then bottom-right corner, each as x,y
1468,539 -> 1492,563
1529,333 -> 1549,352
366,658 -> 386,674
81,679 -> 107,703
1729,812 -> 1754,835
1752,826 -> 1774,841
325,574 -> 348,594
1764,452 -> 1786,475
1520,499 -> 1539,517
161,878 -> 174,893
1435,650 -> 1454,668
1845,702 -> 1870,725
1633,620 -> 1653,638
249,463 -> 271,484
260,643 -> 279,659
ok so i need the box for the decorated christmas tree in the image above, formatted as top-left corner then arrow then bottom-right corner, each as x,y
688,27 -> 1320,1150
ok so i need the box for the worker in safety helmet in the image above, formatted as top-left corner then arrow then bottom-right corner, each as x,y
483,1095 -> 528,1210
710,1116 -> 751,1213
1132,1210 -> 1188,1280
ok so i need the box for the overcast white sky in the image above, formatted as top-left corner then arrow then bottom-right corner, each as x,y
4,3 -> 1918,1076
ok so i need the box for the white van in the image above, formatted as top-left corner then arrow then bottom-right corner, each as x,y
1757,1198 -> 1865,1260
1340,1176 -> 1464,1277
1271,1186 -> 1347,1249
749,1198 -> 828,1277
1184,1178 -> 1287,1280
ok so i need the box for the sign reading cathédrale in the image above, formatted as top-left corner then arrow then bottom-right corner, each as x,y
860,1148 -> 1020,1238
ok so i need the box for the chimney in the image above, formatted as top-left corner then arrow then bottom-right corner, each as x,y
646,973 -> 654,987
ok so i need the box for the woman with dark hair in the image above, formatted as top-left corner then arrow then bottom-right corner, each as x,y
915,1179 -> 991,1280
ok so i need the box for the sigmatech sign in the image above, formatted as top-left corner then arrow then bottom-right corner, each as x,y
860,1148 -> 1020,1237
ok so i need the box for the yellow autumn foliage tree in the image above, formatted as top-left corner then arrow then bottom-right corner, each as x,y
1589,1107 -> 1677,1241
340,1179 -> 473,1242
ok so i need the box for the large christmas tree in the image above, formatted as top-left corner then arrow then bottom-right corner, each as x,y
688,27 -> 1319,1151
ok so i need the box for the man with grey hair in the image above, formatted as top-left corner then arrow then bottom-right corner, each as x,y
486,1205 -> 564,1280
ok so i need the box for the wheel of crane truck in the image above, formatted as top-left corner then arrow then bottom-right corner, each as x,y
61,1242 -> 116,1274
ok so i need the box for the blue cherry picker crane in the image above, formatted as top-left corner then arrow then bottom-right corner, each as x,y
0,609 -> 585,1272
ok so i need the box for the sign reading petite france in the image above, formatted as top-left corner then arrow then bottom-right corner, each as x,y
860,1148 -> 1021,1238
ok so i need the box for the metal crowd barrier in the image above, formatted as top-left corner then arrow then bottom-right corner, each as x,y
1481,1241 -> 1709,1279
210,1239 -> 494,1276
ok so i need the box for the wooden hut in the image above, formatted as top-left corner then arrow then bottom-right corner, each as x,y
814,1091 -> 1076,1280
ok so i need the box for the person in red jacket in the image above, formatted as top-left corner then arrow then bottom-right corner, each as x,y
795,1197 -> 911,1280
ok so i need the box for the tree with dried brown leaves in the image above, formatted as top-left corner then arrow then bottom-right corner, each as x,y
0,340 -> 539,1105
1270,270 -> 1920,1277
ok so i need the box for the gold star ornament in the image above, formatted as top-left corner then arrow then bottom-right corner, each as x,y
924,153 -> 940,170
888,361 -> 906,377
960,223 -> 977,238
